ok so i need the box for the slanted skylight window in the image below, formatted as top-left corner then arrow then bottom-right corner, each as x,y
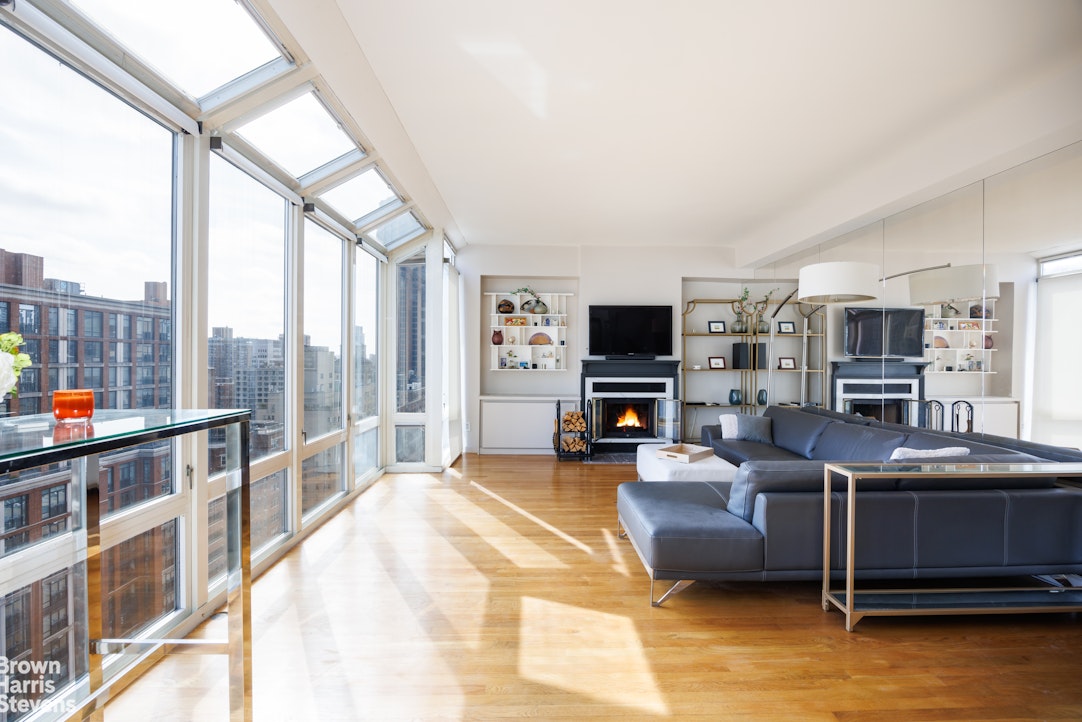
235,91 -> 356,177
368,211 -> 425,250
319,167 -> 403,226
70,0 -> 283,98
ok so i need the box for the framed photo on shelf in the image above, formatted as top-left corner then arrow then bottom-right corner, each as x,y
777,321 -> 797,334
708,357 -> 727,369
778,357 -> 796,370
957,320 -> 982,331
708,321 -> 726,334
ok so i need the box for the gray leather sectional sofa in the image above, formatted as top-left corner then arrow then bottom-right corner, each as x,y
617,405 -> 1082,606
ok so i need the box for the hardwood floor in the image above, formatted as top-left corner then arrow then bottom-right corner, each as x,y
104,453 -> 1082,721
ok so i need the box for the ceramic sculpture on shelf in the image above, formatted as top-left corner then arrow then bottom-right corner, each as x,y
511,286 -> 547,314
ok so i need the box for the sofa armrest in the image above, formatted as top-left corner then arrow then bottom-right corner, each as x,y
701,424 -> 722,447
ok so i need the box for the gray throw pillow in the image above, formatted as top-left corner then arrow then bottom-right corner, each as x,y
719,413 -> 773,444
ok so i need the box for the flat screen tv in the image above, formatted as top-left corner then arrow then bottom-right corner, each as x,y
844,307 -> 925,358
588,305 -> 673,358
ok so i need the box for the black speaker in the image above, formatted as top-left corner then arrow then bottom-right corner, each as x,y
732,342 -> 767,369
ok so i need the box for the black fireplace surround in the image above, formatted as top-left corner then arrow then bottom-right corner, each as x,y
581,359 -> 680,451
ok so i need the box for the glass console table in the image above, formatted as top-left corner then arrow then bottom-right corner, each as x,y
0,409 -> 252,720
822,461 -> 1082,632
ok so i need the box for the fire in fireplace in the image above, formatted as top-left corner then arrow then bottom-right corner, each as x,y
616,405 -> 646,429
601,399 -> 654,438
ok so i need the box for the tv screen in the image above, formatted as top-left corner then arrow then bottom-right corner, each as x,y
844,307 -> 925,358
588,305 -> 673,358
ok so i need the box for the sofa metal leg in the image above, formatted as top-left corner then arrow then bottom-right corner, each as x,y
651,579 -> 695,607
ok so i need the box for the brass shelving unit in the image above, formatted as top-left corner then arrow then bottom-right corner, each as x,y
680,293 -> 827,441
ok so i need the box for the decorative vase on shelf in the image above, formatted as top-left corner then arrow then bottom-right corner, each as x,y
531,300 -> 548,314
491,329 -> 503,345
757,389 -> 768,406
758,318 -> 769,334
728,389 -> 742,406
732,314 -> 746,334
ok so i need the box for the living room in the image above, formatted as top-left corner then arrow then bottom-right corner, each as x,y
3,0 -> 1082,719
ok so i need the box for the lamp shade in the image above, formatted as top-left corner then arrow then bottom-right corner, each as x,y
908,264 -> 999,305
797,261 -> 879,304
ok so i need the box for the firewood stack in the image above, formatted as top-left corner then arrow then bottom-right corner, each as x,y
561,436 -> 587,453
560,410 -> 588,452
562,410 -> 586,432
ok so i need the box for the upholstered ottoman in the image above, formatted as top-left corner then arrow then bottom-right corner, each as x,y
636,443 -> 737,482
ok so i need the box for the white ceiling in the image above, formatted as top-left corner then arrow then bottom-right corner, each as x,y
267,0 -> 1082,267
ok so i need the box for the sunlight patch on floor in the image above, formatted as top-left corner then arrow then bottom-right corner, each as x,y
429,487 -> 568,568
374,495 -> 491,647
470,480 -> 594,555
518,597 -> 668,715
601,527 -> 631,577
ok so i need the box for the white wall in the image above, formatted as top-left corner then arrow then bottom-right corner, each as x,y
457,140 -> 1082,451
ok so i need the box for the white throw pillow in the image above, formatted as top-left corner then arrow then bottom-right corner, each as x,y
719,414 -> 739,439
889,446 -> 971,460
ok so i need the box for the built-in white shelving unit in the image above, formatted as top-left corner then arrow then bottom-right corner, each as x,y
485,291 -> 573,372
923,300 -> 996,375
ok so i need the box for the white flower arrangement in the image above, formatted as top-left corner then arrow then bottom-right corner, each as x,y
0,333 -> 32,397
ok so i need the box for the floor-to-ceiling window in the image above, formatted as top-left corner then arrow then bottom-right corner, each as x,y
353,248 -> 381,482
301,220 -> 346,514
1033,252 -> 1082,446
0,20 -> 180,706
207,154 -> 291,566
394,247 -> 427,463
442,242 -> 463,466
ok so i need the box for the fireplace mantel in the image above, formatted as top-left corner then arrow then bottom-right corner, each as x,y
580,359 -> 681,381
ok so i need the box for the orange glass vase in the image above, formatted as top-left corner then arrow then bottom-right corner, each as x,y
52,389 -> 95,421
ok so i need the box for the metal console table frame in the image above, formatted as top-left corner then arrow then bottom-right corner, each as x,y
822,461 -> 1082,631
0,408 -> 252,720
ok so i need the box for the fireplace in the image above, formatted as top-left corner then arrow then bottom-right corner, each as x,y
581,360 -> 680,451
832,361 -> 929,426
844,398 -> 909,425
